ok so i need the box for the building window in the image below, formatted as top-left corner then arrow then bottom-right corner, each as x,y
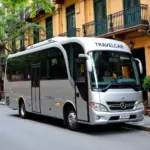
46,16 -> 53,39
123,0 -> 141,28
94,0 -> 107,35
66,5 -> 76,37
124,0 -> 140,8
33,25 -> 39,44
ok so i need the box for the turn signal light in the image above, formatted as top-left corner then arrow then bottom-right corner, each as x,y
89,103 -> 95,107
56,102 -> 63,107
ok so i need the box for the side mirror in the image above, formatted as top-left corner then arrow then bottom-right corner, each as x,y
78,54 -> 92,72
135,58 -> 143,75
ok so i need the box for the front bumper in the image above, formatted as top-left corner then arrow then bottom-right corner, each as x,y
89,107 -> 144,125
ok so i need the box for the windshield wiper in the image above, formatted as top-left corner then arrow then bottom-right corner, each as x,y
101,80 -> 141,92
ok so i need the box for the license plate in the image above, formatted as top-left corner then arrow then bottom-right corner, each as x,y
120,114 -> 130,119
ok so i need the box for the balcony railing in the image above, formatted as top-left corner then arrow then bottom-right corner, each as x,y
25,6 -> 43,19
83,4 -> 148,37
58,28 -> 80,37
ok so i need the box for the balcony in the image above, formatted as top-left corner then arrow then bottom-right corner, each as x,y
25,6 -> 44,20
57,28 -> 80,37
83,4 -> 148,38
25,0 -> 53,20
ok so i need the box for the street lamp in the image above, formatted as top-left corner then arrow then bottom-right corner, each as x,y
129,41 -> 134,50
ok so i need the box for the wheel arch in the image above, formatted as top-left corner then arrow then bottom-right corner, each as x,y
63,101 -> 76,121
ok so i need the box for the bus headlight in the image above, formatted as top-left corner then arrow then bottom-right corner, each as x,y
135,102 -> 144,110
89,103 -> 108,112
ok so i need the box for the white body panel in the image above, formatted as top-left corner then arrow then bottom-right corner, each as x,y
40,80 -> 75,119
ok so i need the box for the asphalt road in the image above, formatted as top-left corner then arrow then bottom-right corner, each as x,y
0,105 -> 150,150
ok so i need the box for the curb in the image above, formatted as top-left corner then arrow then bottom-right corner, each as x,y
0,101 -> 5,105
125,123 -> 150,132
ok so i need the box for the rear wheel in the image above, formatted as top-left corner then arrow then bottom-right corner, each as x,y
66,109 -> 79,131
19,101 -> 27,118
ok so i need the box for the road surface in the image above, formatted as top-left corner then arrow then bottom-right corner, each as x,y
0,105 -> 150,150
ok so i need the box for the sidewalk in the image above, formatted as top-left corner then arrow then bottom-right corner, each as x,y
126,116 -> 150,132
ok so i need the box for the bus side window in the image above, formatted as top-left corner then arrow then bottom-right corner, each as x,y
63,42 -> 85,80
6,58 -> 12,81
41,47 -> 68,80
75,63 -> 86,82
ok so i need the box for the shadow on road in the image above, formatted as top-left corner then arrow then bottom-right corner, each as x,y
9,113 -> 137,135
80,124 -> 135,136
9,113 -> 66,128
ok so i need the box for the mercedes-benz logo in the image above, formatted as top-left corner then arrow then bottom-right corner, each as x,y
120,102 -> 126,109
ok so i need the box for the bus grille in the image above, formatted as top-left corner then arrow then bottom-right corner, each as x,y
107,101 -> 136,111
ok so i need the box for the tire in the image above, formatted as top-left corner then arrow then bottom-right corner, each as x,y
66,109 -> 79,131
19,101 -> 27,119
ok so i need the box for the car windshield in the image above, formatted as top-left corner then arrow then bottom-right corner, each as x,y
88,51 -> 140,89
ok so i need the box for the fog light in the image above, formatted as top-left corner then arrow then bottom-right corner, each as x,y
96,116 -> 100,120
140,113 -> 144,117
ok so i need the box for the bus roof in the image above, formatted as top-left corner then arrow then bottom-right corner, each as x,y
7,37 -> 131,59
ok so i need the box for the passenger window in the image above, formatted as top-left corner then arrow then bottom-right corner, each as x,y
63,42 -> 84,80
6,51 -> 40,82
7,48 -> 67,81
75,58 -> 88,101
75,60 -> 86,82
41,48 -> 68,80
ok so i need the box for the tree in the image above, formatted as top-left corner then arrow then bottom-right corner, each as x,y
0,7 -> 44,53
1,0 -> 55,18
0,0 -> 55,53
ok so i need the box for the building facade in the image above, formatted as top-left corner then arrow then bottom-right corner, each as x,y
25,0 -> 150,101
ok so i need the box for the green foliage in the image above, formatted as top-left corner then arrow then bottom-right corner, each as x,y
0,8 -> 44,52
1,0 -> 55,18
0,0 -> 50,53
30,0 -> 55,18
143,76 -> 150,92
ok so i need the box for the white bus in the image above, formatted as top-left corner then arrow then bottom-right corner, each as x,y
5,37 -> 144,130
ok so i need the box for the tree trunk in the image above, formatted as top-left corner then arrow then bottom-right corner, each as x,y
12,39 -> 16,53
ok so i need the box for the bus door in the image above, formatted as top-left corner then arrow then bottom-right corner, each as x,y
74,58 -> 89,122
31,64 -> 41,113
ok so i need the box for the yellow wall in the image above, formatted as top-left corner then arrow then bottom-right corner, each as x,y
84,0 -> 94,23
107,0 -> 123,15
124,36 -> 150,75
28,0 -> 150,45
27,0 -> 150,53
28,0 -> 85,45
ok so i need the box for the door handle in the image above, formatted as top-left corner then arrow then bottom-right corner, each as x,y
76,93 -> 79,97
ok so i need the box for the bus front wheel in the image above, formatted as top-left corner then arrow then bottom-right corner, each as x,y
19,101 -> 27,119
66,109 -> 79,131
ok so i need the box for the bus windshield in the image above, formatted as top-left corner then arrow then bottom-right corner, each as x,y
88,51 -> 140,89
